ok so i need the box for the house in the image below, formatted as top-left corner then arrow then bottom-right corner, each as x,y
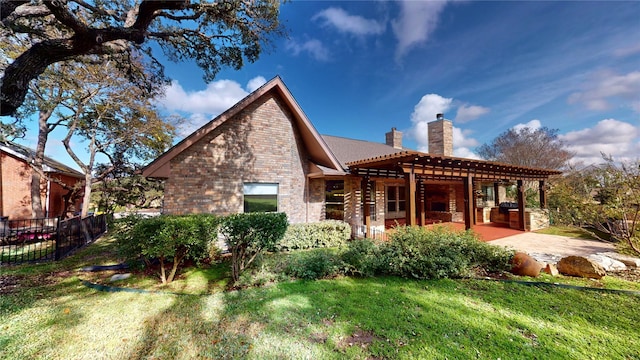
0,141 -> 84,219
143,76 -> 561,237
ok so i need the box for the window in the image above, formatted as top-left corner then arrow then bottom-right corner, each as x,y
325,180 -> 344,220
243,183 -> 278,213
386,185 -> 405,212
481,185 -> 495,202
386,185 -> 405,218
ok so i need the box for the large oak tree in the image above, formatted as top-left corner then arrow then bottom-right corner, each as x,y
477,126 -> 573,170
0,0 -> 283,116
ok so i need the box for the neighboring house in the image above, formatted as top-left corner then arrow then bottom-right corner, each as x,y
0,141 -> 84,219
143,76 -> 561,237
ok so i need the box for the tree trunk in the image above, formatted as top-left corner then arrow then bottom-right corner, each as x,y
30,108 -> 54,218
81,171 -> 92,217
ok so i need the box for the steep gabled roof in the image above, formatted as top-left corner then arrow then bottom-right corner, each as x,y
0,141 -> 83,178
143,76 -> 344,178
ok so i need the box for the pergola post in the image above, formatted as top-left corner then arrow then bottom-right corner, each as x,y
517,179 -> 526,231
539,180 -> 547,209
494,182 -> 500,207
463,174 -> 474,230
418,181 -> 425,226
405,168 -> 417,226
362,177 -> 371,238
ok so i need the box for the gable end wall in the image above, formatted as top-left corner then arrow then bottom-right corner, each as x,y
163,93 -> 317,223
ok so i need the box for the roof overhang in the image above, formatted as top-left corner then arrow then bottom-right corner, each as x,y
143,76 -> 342,178
347,151 -> 562,181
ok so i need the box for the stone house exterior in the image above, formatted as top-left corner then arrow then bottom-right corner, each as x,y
0,141 -> 84,219
143,76 -> 560,236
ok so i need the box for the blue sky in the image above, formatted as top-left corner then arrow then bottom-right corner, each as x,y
15,0 -> 640,168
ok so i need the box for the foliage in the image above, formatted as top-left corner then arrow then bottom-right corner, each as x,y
345,226 -> 514,279
91,170 -> 165,214
275,220 -> 351,251
284,249 -> 347,280
0,0 -> 284,116
220,212 -> 288,283
549,157 -> 640,254
114,214 -> 221,284
477,126 -> 574,170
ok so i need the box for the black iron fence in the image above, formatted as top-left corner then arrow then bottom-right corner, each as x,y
0,214 -> 107,265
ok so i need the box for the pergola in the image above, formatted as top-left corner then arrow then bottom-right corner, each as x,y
346,151 -> 562,235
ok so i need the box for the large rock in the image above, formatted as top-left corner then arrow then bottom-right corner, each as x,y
587,254 -> 626,271
557,256 -> 606,279
598,252 -> 640,268
510,252 -> 544,277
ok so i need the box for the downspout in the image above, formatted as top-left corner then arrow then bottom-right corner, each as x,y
305,176 -> 309,223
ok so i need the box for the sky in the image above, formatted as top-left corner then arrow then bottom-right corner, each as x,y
12,0 -> 640,168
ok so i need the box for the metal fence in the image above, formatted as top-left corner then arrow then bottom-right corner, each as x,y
0,214 -> 107,265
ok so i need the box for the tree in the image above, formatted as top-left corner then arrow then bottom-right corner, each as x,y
59,59 -> 175,217
548,156 -> 640,255
477,126 -> 573,170
91,164 -> 165,214
0,0 -> 283,116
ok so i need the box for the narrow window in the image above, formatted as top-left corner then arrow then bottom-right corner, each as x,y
243,183 -> 278,213
325,180 -> 344,220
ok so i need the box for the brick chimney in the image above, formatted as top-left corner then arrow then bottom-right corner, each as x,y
385,127 -> 403,149
428,114 -> 453,156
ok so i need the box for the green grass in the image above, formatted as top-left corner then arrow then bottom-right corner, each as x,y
1,236 -> 640,359
535,225 -> 599,240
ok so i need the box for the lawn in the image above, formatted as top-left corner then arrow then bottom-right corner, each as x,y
1,236 -> 639,359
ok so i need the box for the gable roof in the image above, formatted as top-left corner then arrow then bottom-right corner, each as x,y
321,135 -> 404,170
143,76 -> 344,178
0,141 -> 83,178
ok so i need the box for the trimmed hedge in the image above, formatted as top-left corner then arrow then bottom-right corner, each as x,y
275,220 -> 350,251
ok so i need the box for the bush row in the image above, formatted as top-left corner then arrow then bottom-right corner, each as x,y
236,225 -> 515,286
275,220 -> 350,251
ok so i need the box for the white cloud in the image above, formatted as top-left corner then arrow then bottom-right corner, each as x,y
155,76 -> 266,136
313,7 -> 385,36
454,104 -> 490,123
559,119 -> 640,165
286,38 -> 330,62
246,76 -> 267,92
392,0 -> 449,61
568,70 -> 640,112
512,119 -> 542,132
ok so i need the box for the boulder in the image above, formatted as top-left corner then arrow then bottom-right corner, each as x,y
598,252 -> 640,268
510,252 -> 544,277
586,254 -> 626,271
557,256 -> 606,279
542,263 -> 559,276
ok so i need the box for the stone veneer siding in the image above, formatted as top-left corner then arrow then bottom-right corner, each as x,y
163,93 -> 317,224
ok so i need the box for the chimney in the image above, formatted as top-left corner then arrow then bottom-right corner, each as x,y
385,127 -> 403,149
428,114 -> 453,156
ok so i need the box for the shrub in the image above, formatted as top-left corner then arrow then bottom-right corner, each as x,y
115,214 -> 221,284
380,225 -> 514,279
340,238 -> 385,277
275,220 -> 350,251
220,212 -> 288,282
284,249 -> 346,280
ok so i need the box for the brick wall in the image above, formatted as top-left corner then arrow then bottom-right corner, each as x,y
163,92 -> 315,223
0,152 -> 82,219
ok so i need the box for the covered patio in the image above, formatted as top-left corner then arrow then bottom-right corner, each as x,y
347,151 -> 561,239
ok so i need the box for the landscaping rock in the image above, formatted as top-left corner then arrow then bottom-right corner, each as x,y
542,263 -> 559,276
109,273 -> 131,282
510,252 -> 544,277
557,256 -> 606,279
587,254 -> 626,271
598,252 -> 640,268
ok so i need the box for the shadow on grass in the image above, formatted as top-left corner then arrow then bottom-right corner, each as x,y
3,237 -> 640,359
